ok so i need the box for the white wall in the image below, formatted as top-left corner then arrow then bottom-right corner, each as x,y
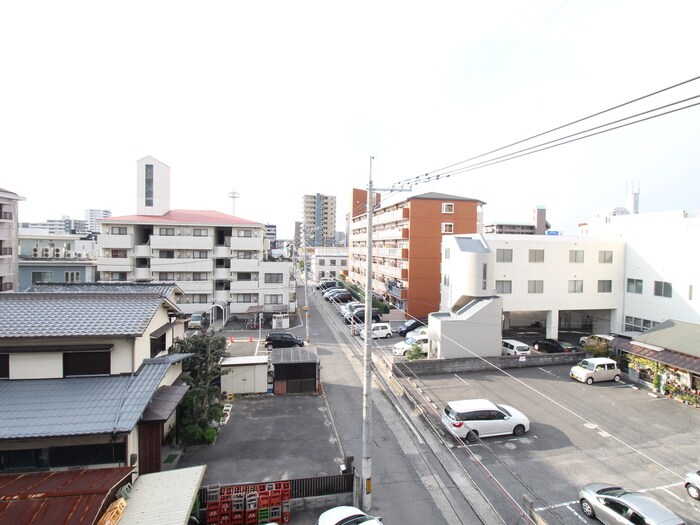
10,353 -> 63,379
136,156 -> 170,216
432,297 -> 503,359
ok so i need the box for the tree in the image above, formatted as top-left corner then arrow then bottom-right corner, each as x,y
174,332 -> 229,441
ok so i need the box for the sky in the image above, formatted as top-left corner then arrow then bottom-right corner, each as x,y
2,1 -> 699,239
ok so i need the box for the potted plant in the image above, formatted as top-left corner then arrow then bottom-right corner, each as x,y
653,373 -> 660,393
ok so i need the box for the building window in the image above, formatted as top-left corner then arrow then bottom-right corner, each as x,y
341,259 -> 347,266
318,259 -> 325,266
625,316 -> 658,332
598,280 -> 612,293
443,274 -> 450,286
192,294 -> 208,303
32,271 -> 53,284
482,263 -> 487,290
110,272 -> 127,281
235,294 -> 258,303
569,250 -> 584,263
654,281 -> 672,298
159,250 -> 175,259
235,272 -> 253,281
159,272 -> 175,280
690,285 -> 694,301
444,248 -> 450,260
193,228 -> 208,236
265,294 -> 283,305
0,354 -> 8,379
159,228 -> 175,236
64,351 -> 110,377
193,250 -> 208,259
568,280 -> 583,293
627,279 -> 643,294
193,272 -> 208,281
111,226 -> 127,235
265,273 -> 283,283
237,251 -> 254,259
528,280 -> 544,294
496,249 -> 512,263
145,164 -> 154,207
64,271 -> 80,283
237,229 -> 253,238
442,203 -> 455,214
111,249 -> 127,258
441,223 -> 454,234
528,249 -> 544,263
599,250 -> 613,263
496,280 -> 512,294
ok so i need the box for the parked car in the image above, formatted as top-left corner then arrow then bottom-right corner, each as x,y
392,335 -> 429,356
360,322 -> 393,340
684,469 -> 700,500
264,331 -> 304,349
502,339 -> 531,356
397,319 -> 426,337
406,326 -> 429,340
318,280 -> 342,290
580,333 -> 615,347
441,398 -> 530,442
316,277 -> 337,289
328,292 -> 353,303
187,311 -> 208,330
532,339 -> 577,353
317,505 -> 382,525
578,483 -> 686,525
341,301 -> 363,316
345,307 -> 380,324
322,287 -> 344,298
570,357 -> 621,384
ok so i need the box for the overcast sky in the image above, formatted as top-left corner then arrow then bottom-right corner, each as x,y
3,1 -> 699,238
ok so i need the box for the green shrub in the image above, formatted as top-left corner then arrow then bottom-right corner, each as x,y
181,424 -> 204,444
406,345 -> 426,360
202,427 -> 217,444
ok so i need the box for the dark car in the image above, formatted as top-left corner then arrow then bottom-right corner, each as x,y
318,280 -> 341,290
533,338 -> 579,353
398,319 -> 426,337
328,292 -> 353,303
264,332 -> 305,349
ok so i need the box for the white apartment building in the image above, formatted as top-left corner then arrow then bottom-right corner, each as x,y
301,193 -> 337,247
0,188 -> 24,292
97,157 -> 296,317
309,247 -> 348,282
440,208 -> 700,344
86,208 -> 111,233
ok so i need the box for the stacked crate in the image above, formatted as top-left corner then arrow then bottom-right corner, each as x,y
203,481 -> 291,525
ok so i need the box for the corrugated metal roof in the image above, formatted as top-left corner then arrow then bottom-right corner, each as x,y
270,346 -> 319,364
0,354 -> 190,439
614,337 -> 700,375
0,293 -> 167,339
105,209 -> 261,226
141,384 -> 190,421
632,319 -> 700,358
26,281 -> 181,298
119,466 -> 206,525
0,467 -> 133,525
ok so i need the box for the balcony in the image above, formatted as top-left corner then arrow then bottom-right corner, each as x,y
98,234 -> 133,249
230,280 -> 259,291
97,257 -> 131,272
214,290 -> 230,302
387,283 -> 407,300
133,245 -> 152,257
229,236 -> 263,251
374,263 -> 408,280
230,258 -> 261,271
151,235 -> 213,250
178,280 -> 213,293
214,246 -> 231,258
372,247 -> 408,259
214,267 -> 232,279
372,227 -> 409,241
133,267 -> 152,280
151,258 -> 213,273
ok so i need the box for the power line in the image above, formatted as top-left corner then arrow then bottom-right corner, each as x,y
390,74 -> 700,189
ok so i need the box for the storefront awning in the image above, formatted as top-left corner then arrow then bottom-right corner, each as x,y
614,337 -> 700,375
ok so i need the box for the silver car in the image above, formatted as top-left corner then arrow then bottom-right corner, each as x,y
579,483 -> 686,525
684,470 -> 700,500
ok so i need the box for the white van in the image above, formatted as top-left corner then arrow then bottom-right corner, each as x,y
570,357 -> 621,384
502,339 -> 531,356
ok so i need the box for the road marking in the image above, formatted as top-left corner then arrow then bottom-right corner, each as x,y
538,367 -> 559,377
453,373 -> 470,385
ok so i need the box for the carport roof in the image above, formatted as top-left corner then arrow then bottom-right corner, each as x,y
270,346 -> 319,364
0,354 -> 190,439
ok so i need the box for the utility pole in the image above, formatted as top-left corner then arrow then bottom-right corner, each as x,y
361,155 -> 374,511
360,157 -> 411,512
302,233 -> 310,343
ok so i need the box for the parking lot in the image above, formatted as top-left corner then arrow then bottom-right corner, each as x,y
412,364 -> 700,524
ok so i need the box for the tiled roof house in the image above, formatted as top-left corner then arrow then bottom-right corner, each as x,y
0,283 -> 191,476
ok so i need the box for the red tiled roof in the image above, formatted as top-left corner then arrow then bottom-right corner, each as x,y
0,467 -> 133,525
103,209 -> 260,226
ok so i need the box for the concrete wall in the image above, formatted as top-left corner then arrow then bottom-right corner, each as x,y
393,351 -> 584,376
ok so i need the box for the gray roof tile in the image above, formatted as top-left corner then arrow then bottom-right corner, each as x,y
26,281 -> 180,298
0,354 -> 190,439
0,293 -> 168,339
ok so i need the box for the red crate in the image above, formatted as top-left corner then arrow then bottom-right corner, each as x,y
245,509 -> 257,524
232,510 -> 244,522
258,492 -> 270,509
268,489 -> 282,506
281,510 -> 291,524
269,506 -> 282,520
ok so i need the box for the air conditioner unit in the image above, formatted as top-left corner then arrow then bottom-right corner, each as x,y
76,252 -> 84,259
42,248 -> 50,257
64,251 -> 73,258
32,247 -> 39,257
54,248 -> 62,258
